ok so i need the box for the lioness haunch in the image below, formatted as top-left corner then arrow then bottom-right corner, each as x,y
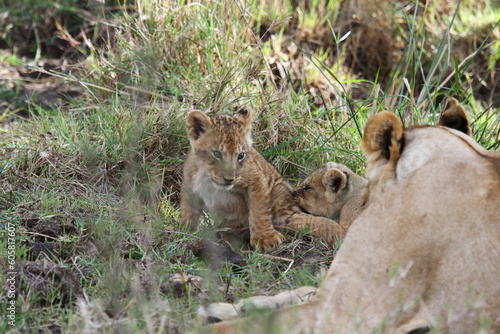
204,101 -> 500,334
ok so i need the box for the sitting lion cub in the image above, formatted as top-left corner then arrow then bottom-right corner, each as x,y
180,109 -> 343,251
293,162 -> 368,233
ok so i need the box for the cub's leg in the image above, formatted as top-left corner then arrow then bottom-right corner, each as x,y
180,186 -> 205,231
247,186 -> 285,251
287,213 -> 346,244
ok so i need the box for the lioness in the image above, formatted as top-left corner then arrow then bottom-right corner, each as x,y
207,104 -> 500,333
293,162 -> 368,232
180,109 -> 344,251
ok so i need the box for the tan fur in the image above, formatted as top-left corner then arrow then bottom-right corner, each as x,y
293,162 -> 368,232
198,286 -> 317,323
180,110 -> 344,251
436,97 -> 471,136
206,100 -> 500,333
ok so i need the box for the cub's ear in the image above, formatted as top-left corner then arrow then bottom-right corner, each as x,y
187,110 -> 212,141
437,98 -> 470,136
235,108 -> 253,129
362,111 -> 404,166
323,169 -> 348,194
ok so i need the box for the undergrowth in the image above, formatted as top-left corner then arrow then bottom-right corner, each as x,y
0,0 -> 498,333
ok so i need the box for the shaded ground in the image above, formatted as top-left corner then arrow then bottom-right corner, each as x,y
0,0 -> 116,117
0,57 -> 82,114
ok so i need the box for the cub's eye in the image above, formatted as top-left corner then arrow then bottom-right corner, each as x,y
212,151 -> 222,160
303,185 -> 313,192
237,152 -> 246,162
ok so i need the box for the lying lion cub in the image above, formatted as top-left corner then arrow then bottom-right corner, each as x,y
205,99 -> 500,333
290,96 -> 472,234
293,162 -> 368,233
180,109 -> 344,251
291,97 -> 470,234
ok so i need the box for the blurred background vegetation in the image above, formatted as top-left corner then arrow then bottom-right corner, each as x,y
0,0 -> 499,332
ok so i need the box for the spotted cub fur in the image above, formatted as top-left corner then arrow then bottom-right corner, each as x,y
180,110 -> 343,250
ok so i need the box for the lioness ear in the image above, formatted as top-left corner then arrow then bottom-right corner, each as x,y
362,111 -> 404,165
186,110 -> 212,141
437,98 -> 470,136
323,169 -> 348,194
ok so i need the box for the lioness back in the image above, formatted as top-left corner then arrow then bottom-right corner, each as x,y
181,110 -> 344,251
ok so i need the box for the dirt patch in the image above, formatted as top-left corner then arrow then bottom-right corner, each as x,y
10,261 -> 83,306
0,1 -> 117,116
274,234 -> 333,269
24,241 -> 60,261
0,58 -> 83,114
190,239 -> 248,270
189,227 -> 334,275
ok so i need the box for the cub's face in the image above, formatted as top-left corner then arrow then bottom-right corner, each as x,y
186,109 -> 253,188
293,162 -> 356,220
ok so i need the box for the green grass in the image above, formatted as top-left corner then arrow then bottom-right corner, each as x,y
0,0 -> 499,332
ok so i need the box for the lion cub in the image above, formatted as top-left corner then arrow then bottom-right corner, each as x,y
291,99 -> 471,234
293,162 -> 368,232
180,110 -> 343,251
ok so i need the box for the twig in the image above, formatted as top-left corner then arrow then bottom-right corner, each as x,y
283,258 -> 295,275
241,251 -> 293,263
241,251 -> 295,274
71,255 -> 86,280
122,85 -> 173,102
20,231 -> 59,241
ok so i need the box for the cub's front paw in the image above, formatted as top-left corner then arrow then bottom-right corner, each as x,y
251,230 -> 284,251
311,217 -> 346,244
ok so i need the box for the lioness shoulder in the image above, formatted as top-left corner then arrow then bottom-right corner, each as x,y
180,110 -> 344,251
